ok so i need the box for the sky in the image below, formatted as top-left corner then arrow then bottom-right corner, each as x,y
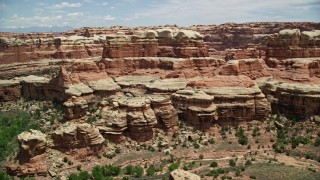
0,0 -> 319,29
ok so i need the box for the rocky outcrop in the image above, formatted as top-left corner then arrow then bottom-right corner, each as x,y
187,76 -> 271,122
170,169 -> 200,180
219,58 -> 271,79
266,29 -> 320,59
102,29 -> 208,58
96,96 -> 158,141
224,47 -> 264,60
265,57 -> 320,82
0,35 -> 104,64
52,122 -> 105,150
257,78 -> 320,119
172,90 -> 218,128
198,22 -> 320,50
100,57 -> 224,78
6,163 -> 48,177
52,63 -> 120,98
63,96 -> 88,120
0,79 -> 21,101
19,75 -> 50,100
149,95 -> 178,129
17,130 -> 47,161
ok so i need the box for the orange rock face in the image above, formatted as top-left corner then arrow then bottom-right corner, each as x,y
3,23 -> 320,178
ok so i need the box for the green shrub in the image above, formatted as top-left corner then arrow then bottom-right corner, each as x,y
199,154 -> 204,159
314,138 -> 320,147
229,159 -> 236,167
217,168 -> 225,174
91,164 -> 121,179
125,165 -> 134,175
210,161 -> 218,168
252,127 -> 261,137
250,175 -> 256,179
168,162 -> 180,171
68,171 -> 91,180
0,110 -> 39,161
235,169 -> 241,176
236,127 -> 248,145
92,165 -> 104,179
193,142 -> 200,149
68,173 -> 79,180
245,160 -> 252,166
146,165 -> 156,176
78,171 -> 91,180
115,147 -> 121,154
104,164 -> 121,176
0,171 -> 11,180
133,166 -> 144,177
291,136 -> 311,148
207,169 -> 219,178
105,153 -> 116,159
208,138 -> 215,144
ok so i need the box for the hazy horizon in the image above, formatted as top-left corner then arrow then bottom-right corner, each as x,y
0,0 -> 319,32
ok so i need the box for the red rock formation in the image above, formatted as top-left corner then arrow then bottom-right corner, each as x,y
63,96 -> 88,120
100,57 -> 224,78
102,29 -> 208,59
52,122 -> 105,150
266,29 -> 320,59
0,35 -> 104,64
96,96 -> 158,142
17,130 -> 47,162
219,58 -> 271,79
171,90 -> 218,128
0,80 -> 21,101
265,57 -> 320,82
7,163 -> 48,177
186,76 -> 271,122
257,78 -> 320,119
149,95 -> 178,129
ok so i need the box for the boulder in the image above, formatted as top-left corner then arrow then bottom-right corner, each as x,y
17,130 -> 47,161
170,169 -> 200,180
63,96 -> 88,120
52,122 -> 105,150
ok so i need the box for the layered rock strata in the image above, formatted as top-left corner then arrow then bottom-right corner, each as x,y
102,29 -> 208,58
63,96 -> 88,120
149,95 -> 178,129
171,90 -> 218,128
186,76 -> 271,122
0,35 -> 105,64
95,96 -> 158,141
219,58 -> 271,79
100,57 -> 225,78
6,163 -> 48,177
264,57 -> 320,82
257,78 -> 320,119
0,79 -> 21,101
17,129 -> 47,161
266,29 -> 320,59
19,75 -> 50,100
52,122 -> 105,150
